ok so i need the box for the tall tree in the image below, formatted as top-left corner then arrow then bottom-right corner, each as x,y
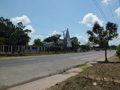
87,22 -> 118,62
0,17 -> 31,53
33,38 -> 43,46
51,34 -> 61,53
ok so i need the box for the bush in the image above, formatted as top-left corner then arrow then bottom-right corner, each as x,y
60,47 -> 63,51
116,44 -> 120,58
17,50 -> 21,53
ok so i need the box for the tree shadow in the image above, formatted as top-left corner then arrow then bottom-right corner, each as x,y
90,61 -> 120,66
96,61 -> 120,64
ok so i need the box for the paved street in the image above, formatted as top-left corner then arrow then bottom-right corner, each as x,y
0,51 -> 115,87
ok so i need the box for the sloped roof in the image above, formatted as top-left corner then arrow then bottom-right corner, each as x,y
65,28 -> 72,47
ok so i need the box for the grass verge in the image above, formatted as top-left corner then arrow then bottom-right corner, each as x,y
74,61 -> 89,68
0,50 -> 96,58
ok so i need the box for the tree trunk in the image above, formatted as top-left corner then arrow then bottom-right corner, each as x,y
105,48 -> 108,62
12,41 -> 15,54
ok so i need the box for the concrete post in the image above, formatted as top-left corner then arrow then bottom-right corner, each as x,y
27,46 -> 28,53
15,46 -> 16,52
37,47 -> 39,53
41,47 -> 42,52
24,46 -> 25,53
30,47 -> 32,53
8,46 -> 10,52
11,46 -> 12,52
44,47 -> 45,52
18,46 -> 20,51
3,45 -> 5,52
21,46 -> 23,52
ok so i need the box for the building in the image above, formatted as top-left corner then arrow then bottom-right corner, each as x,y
43,28 -> 72,48
64,28 -> 72,47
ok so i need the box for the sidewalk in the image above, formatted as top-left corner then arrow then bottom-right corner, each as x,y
7,54 -> 114,90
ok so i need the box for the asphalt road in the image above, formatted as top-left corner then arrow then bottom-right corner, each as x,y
0,50 -> 115,87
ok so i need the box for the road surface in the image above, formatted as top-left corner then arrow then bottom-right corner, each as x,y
0,51 -> 115,87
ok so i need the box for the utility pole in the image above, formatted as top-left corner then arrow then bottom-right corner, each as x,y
61,29 -> 67,53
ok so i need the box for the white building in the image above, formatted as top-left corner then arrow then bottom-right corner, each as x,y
64,28 -> 72,47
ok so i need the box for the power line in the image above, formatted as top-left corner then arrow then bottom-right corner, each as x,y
107,0 -> 116,23
0,14 -> 64,31
92,0 -> 108,22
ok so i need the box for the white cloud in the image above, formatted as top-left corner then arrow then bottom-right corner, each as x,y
45,30 -> 60,37
75,34 -> 88,45
115,7 -> 120,17
109,32 -> 120,46
52,30 -> 60,35
29,33 -> 43,45
24,25 -> 43,45
102,0 -> 111,4
24,25 -> 35,33
11,15 -> 31,24
80,13 -> 104,27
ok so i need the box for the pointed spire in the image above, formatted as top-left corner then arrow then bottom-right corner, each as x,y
65,28 -> 72,47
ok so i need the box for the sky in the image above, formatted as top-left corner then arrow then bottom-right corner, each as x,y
0,0 -> 120,45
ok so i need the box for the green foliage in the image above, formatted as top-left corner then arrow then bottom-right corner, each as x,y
0,17 -> 31,45
74,62 -> 88,68
60,47 -> 63,51
87,22 -> 118,62
43,34 -> 61,43
87,22 -> 118,47
17,50 -> 21,53
43,34 -> 61,52
80,45 -> 90,51
109,45 -> 117,50
33,38 -> 43,46
116,44 -> 120,58
71,37 -> 80,49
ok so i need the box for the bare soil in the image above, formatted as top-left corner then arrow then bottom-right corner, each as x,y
47,55 -> 120,90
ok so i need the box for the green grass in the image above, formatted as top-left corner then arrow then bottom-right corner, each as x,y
79,66 -> 92,75
74,61 -> 88,68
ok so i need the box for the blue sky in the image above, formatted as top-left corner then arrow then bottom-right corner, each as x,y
0,0 -> 120,45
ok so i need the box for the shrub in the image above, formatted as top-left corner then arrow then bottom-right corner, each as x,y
60,47 -> 63,51
17,50 -> 21,53
116,44 -> 120,58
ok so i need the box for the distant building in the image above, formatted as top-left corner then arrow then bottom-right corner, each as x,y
44,28 -> 72,48
90,44 -> 104,50
43,42 -> 54,47
64,28 -> 72,47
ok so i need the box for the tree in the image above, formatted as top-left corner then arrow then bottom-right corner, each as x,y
87,22 -> 118,62
109,45 -> 117,50
0,17 -> 31,53
33,38 -> 43,46
43,34 -> 61,52
116,44 -> 120,60
80,45 -> 90,51
51,34 -> 61,53
43,37 -> 53,42
70,37 -> 80,50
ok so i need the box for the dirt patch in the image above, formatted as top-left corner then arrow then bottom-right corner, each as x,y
47,55 -> 120,90
80,55 -> 120,82
47,76 -> 120,90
